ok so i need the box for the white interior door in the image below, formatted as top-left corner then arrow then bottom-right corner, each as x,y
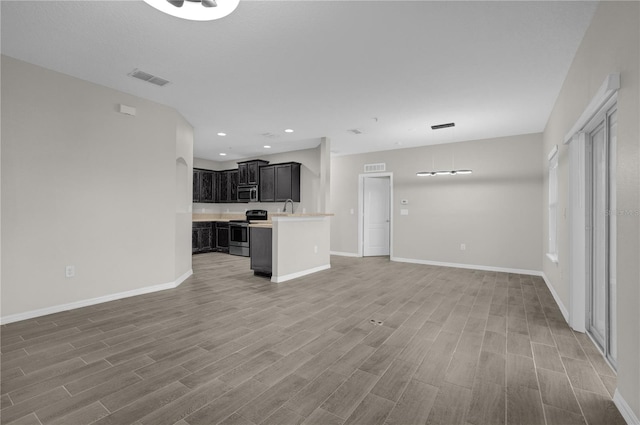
363,176 -> 390,256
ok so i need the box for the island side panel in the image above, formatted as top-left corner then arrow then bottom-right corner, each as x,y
272,217 -> 330,282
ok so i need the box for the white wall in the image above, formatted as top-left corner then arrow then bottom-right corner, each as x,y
541,2 -> 640,420
193,147 -> 321,214
175,118 -> 194,281
331,133 -> 543,273
272,217 -> 330,282
1,56 -> 193,321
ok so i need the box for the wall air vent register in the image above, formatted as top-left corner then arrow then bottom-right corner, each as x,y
364,163 -> 386,173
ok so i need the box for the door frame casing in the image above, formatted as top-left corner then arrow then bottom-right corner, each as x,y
358,172 -> 393,258
565,74 -> 618,369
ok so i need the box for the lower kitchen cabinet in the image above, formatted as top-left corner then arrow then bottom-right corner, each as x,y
215,222 -> 230,252
250,226 -> 272,276
192,222 -> 215,254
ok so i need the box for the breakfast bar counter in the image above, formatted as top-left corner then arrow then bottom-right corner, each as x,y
250,213 -> 332,283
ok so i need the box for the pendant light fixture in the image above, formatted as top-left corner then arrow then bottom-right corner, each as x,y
416,169 -> 472,177
417,144 -> 472,177
143,0 -> 240,21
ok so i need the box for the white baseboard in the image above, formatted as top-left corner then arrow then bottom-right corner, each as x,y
0,269 -> 193,325
330,251 -> 360,258
614,389 -> 640,425
390,256 -> 542,276
540,272 -> 569,323
271,264 -> 331,283
174,269 -> 194,286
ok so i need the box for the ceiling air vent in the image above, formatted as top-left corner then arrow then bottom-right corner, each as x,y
128,69 -> 170,87
364,163 -> 386,173
431,122 -> 455,130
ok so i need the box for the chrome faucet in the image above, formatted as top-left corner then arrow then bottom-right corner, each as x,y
283,199 -> 295,214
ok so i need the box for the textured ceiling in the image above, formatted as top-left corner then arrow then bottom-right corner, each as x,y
1,1 -> 598,161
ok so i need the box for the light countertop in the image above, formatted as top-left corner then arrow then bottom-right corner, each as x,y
270,213 -> 334,217
249,223 -> 273,228
193,212 -> 333,223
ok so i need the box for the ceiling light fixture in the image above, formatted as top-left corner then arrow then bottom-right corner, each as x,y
143,0 -> 239,21
219,153 -> 227,156
264,145 -> 271,149
284,129 -> 294,133
416,169 -> 472,177
217,132 -> 227,136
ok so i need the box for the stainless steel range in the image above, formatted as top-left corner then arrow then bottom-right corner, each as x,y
228,209 -> 268,257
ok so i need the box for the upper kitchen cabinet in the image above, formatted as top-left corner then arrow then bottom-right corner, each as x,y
260,166 -> 276,202
259,162 -> 301,202
193,168 -> 217,203
200,170 -> 216,203
237,160 -> 269,185
228,169 -> 239,202
193,169 -> 201,202
217,169 -> 238,203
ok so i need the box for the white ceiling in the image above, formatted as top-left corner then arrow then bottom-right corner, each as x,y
1,0 -> 598,161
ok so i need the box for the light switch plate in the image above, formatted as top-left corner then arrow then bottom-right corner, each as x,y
400,209 -> 409,216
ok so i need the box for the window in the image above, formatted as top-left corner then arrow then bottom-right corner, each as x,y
547,145 -> 559,263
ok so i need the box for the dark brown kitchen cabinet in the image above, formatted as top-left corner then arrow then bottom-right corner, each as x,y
237,162 -> 248,186
250,226 -> 272,276
193,168 -> 217,203
193,170 -> 201,202
237,160 -> 269,185
215,222 -> 229,252
192,222 -> 215,254
217,169 -> 238,203
218,170 -> 229,202
200,170 -> 216,203
228,170 -> 238,202
259,166 -> 276,202
259,162 -> 301,202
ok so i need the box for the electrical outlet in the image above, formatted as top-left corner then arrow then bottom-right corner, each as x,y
460,244 -> 466,251
65,265 -> 75,278
350,208 -> 354,215
314,245 -> 318,254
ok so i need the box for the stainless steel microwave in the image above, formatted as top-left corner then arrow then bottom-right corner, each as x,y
237,185 -> 258,202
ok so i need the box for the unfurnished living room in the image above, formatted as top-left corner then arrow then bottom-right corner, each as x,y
1,1 -> 639,425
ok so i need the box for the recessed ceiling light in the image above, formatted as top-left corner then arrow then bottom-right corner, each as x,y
264,145 -> 271,149
219,153 -> 227,156
284,129 -> 294,133
217,132 -> 227,136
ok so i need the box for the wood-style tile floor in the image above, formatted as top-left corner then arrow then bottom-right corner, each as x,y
1,254 -> 627,425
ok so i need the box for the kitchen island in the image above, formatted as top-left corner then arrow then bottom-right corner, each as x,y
250,213 -> 332,283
